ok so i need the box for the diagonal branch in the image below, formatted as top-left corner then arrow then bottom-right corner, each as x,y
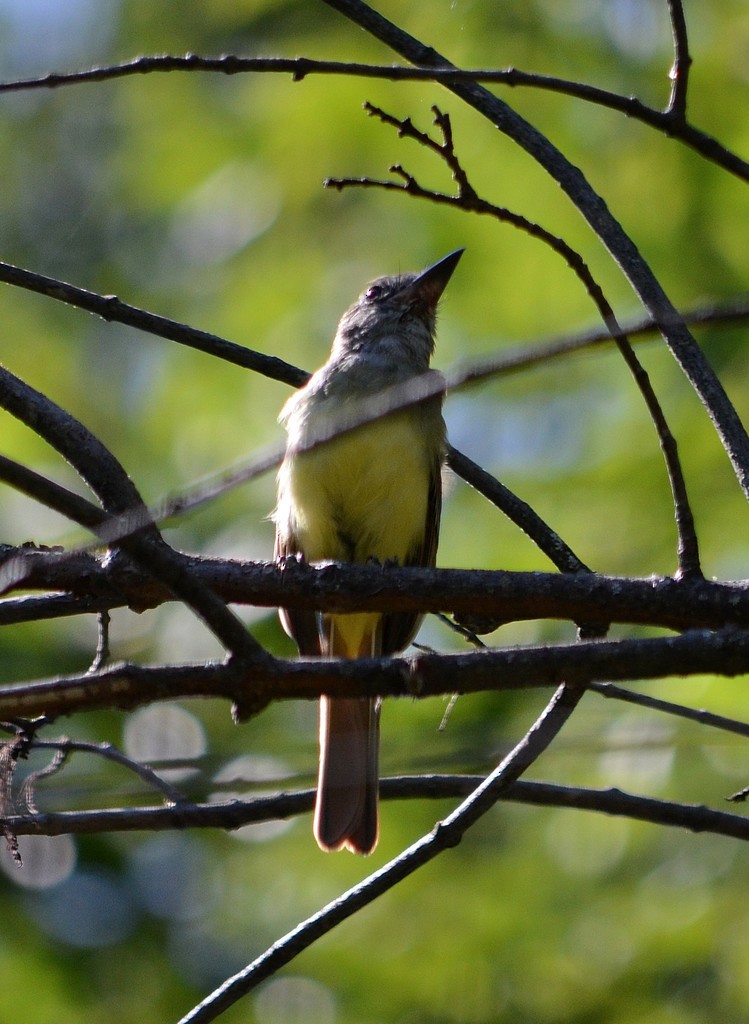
591,681 -> 749,739
177,683 -> 583,1023
445,446 -> 590,575
0,366 -> 267,666
0,259 -> 306,388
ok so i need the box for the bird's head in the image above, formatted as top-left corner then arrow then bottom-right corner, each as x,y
332,249 -> 463,369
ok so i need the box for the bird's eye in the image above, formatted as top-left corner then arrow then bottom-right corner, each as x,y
365,284 -> 384,302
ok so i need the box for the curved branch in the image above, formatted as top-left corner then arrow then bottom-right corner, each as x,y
321,0 -> 749,503
332,104 -> 700,575
21,736 -> 187,805
0,55 -> 744,180
0,366 -> 266,664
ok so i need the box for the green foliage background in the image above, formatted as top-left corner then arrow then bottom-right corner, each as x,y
2,2 -> 749,1022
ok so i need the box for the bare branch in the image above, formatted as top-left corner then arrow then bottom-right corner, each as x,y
591,681 -> 749,739
5,550 -> 749,635
321,0 -> 749,505
0,259 -> 306,388
6,776 -> 749,842
0,54 -> 744,180
0,366 -> 267,663
1,254 -> 748,572
445,446 -> 591,575
20,736 -> 187,805
666,0 -> 692,121
178,682 -> 583,1023
4,629 -> 749,722
4,251 -> 747,387
0,454 -> 107,530
89,611 -> 111,673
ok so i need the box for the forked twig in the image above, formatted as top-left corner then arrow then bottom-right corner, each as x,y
12,734 -> 188,808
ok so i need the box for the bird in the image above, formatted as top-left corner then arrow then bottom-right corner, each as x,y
273,249 -> 463,853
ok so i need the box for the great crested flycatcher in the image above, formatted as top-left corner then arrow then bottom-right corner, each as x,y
273,249 -> 463,854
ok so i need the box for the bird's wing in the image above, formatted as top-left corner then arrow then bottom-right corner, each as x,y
380,452 -> 442,655
275,528 -> 323,657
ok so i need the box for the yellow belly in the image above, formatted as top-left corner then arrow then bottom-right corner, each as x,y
286,410 -> 431,565
289,412 -> 432,658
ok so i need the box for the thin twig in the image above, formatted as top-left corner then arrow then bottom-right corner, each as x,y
19,736 -> 187,805
18,746 -> 68,814
89,611 -> 111,673
435,610 -> 487,647
591,681 -> 749,739
0,453 -> 107,529
0,259 -> 306,389
666,0 -> 692,122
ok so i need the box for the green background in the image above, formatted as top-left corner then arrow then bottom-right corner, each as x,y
2,2 -> 749,1022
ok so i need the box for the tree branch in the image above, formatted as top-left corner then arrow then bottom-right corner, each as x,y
5,551 -> 749,632
0,259 -> 306,388
0,366 -> 268,665
445,446 -> 591,574
178,681 -> 583,1023
591,681 -> 749,739
666,0 -> 692,122
1,255 -> 747,566
0,54 -> 744,180
3,629 -> 749,722
321,0 -> 749,504
7,775 -> 749,841
15,735 -> 188,806
330,103 -> 701,577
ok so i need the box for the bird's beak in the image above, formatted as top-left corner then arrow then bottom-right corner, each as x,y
406,248 -> 464,310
